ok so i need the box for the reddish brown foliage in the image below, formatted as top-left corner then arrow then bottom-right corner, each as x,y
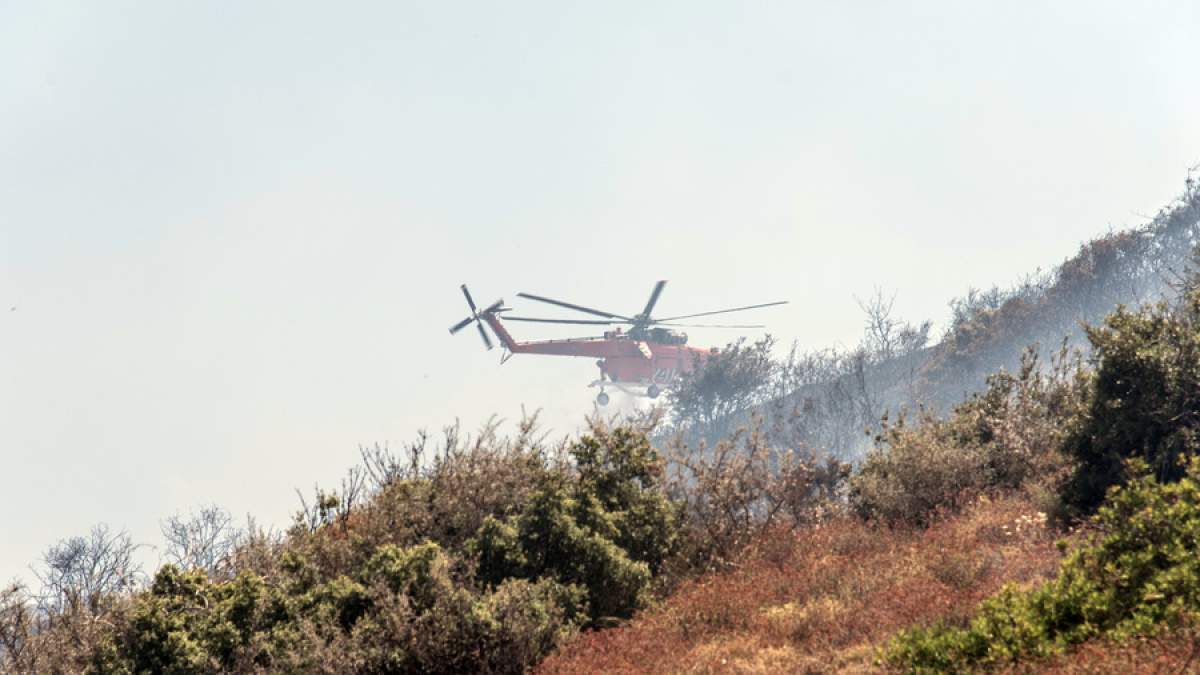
539,495 -> 1062,674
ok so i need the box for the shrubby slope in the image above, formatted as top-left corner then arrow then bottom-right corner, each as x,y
669,180 -> 1200,460
5,180 -> 1200,674
549,243 -> 1200,673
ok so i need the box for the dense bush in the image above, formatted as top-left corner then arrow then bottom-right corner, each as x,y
886,456 -> 1200,671
1062,290 -> 1200,514
0,419 -> 685,674
89,551 -> 589,674
92,566 -> 296,673
850,346 -> 1085,525
472,425 -> 680,623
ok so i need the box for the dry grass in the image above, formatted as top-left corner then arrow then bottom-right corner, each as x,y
538,494 -> 1063,674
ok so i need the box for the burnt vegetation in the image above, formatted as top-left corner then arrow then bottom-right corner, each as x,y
6,177 -> 1200,673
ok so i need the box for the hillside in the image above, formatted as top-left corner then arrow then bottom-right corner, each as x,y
677,180 -> 1200,460
5,180 -> 1200,673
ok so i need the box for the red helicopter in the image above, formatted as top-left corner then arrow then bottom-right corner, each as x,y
448,281 -> 787,405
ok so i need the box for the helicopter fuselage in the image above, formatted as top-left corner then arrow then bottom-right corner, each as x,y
483,313 -> 711,389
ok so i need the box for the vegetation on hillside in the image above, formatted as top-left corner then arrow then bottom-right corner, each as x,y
539,494 -> 1063,674
1062,290 -> 1200,515
887,458 -> 1200,672
0,414 -> 841,673
667,179 -> 1200,460
3,421 -> 685,672
549,236 -> 1200,672
5,178 -> 1200,673
849,344 -> 1086,526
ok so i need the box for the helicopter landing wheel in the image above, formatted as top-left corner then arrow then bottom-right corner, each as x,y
596,391 -> 610,406
646,384 -> 661,399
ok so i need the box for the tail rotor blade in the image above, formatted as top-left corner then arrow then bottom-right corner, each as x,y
451,286 -> 503,351
476,321 -> 494,350
449,316 -> 475,335
461,284 -> 479,313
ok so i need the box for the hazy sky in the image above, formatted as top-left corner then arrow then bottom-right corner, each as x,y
3,1 -> 1198,585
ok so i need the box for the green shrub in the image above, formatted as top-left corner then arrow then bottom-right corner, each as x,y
1063,292 -> 1200,514
341,575 -> 584,675
305,575 -> 371,630
886,456 -> 1200,671
471,578 -> 586,672
94,543 -> 588,674
469,515 -> 527,586
359,542 -> 451,612
515,475 -> 651,622
571,425 -> 680,575
468,423 -> 680,623
92,566 -> 299,674
849,412 -> 991,526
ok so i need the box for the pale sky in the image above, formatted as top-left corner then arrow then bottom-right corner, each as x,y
3,1 -> 1198,585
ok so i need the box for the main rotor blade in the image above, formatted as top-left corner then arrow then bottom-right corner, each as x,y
640,280 -> 667,320
460,285 -> 478,313
516,292 -> 633,321
503,316 -> 622,325
656,300 -> 789,323
476,322 -> 494,350
659,323 -> 767,328
449,316 -> 476,334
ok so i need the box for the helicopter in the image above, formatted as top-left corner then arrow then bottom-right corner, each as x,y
449,281 -> 787,405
